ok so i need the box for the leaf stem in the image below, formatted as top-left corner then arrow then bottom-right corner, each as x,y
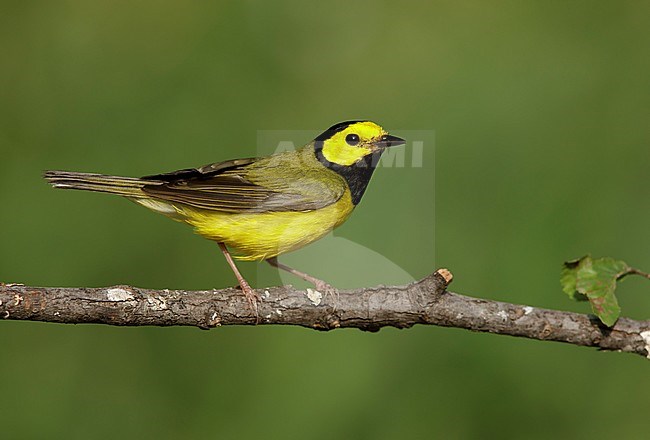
618,267 -> 650,280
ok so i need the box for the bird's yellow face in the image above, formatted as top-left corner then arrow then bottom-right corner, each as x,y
316,121 -> 405,167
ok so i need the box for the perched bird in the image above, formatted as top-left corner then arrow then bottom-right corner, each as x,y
45,120 -> 405,314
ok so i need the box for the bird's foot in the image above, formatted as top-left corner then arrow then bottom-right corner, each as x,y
237,280 -> 262,324
312,280 -> 339,309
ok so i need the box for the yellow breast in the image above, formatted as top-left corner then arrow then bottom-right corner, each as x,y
179,190 -> 355,261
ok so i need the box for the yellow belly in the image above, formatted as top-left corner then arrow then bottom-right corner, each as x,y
175,190 -> 354,261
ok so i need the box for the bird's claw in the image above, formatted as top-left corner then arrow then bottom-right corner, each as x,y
238,280 -> 261,324
313,281 -> 339,309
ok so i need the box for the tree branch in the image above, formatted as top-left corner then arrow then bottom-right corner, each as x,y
2,270 -> 649,359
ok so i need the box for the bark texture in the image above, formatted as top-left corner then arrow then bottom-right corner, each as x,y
2,271 -> 649,359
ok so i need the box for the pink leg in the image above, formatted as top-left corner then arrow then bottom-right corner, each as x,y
218,242 -> 260,320
266,257 -> 338,306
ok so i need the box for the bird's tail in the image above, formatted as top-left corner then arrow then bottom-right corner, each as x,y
44,171 -> 150,198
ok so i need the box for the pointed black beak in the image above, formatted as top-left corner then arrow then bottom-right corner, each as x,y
377,134 -> 406,148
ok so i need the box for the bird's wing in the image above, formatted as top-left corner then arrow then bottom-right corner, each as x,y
140,154 -> 346,213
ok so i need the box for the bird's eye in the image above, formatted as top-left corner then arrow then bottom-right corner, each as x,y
345,133 -> 360,146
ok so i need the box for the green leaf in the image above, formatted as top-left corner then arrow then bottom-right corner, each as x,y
561,255 -> 629,327
561,255 -> 589,301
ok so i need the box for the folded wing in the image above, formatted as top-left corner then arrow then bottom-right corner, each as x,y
141,154 -> 345,213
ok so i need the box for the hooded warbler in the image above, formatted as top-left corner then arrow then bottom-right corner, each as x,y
45,120 -> 405,313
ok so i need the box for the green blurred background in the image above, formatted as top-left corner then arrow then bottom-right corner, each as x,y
1,1 -> 649,438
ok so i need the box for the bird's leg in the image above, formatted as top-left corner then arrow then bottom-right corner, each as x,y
266,257 -> 339,306
218,242 -> 260,321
